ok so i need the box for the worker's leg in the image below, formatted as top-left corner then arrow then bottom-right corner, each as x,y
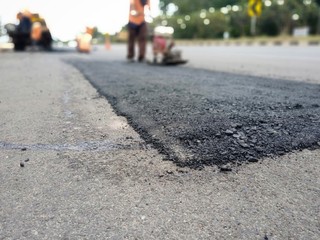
138,23 -> 147,62
127,26 -> 136,60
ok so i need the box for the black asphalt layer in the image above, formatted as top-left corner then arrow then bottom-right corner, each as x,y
69,59 -> 320,169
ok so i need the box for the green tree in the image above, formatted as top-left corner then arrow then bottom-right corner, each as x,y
229,11 -> 250,38
155,0 -> 320,38
160,0 -> 239,15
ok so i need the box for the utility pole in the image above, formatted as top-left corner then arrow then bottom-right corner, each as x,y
317,2 -> 320,34
250,16 -> 257,36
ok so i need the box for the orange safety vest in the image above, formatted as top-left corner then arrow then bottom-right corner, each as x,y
31,22 -> 42,41
129,0 -> 150,25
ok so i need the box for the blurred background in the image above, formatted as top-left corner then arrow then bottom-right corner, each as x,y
152,0 -> 320,39
0,0 -> 320,47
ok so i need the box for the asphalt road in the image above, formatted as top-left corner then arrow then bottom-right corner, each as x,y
69,46 -> 320,169
0,47 -> 319,239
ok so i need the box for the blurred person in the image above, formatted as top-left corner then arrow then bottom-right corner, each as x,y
16,10 -> 32,35
127,0 -> 150,62
76,27 -> 93,53
30,22 -> 42,48
5,10 -> 52,51
8,10 -> 33,51
29,13 -> 52,50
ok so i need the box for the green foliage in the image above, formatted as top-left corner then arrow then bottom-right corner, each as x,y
152,12 -> 229,39
229,11 -> 250,37
160,0 -> 239,15
157,0 -> 320,38
305,6 -> 319,34
258,10 -> 282,36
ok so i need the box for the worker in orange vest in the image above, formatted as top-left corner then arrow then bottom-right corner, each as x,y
127,0 -> 150,62
31,22 -> 42,45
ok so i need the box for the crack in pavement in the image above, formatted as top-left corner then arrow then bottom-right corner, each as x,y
0,140 -> 145,152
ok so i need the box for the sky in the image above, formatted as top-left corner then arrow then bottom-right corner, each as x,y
0,0 -> 159,41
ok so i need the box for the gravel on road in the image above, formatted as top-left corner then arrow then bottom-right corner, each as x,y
69,59 -> 320,169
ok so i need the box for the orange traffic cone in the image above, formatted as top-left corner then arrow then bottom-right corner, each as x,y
105,34 -> 111,50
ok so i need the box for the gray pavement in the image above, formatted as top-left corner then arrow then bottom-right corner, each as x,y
180,45 -> 320,84
0,51 -> 319,239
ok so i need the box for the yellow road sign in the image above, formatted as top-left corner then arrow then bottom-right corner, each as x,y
248,0 -> 262,17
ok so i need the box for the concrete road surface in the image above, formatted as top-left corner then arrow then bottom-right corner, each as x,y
180,45 -> 320,84
0,48 -> 319,239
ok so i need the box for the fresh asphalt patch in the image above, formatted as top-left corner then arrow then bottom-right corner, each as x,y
69,60 -> 320,169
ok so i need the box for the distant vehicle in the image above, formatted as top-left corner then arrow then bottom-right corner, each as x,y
5,12 -> 52,51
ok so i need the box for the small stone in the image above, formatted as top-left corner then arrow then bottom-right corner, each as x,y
24,158 -> 30,162
231,123 -> 237,128
20,162 -> 25,167
233,134 -> 240,138
225,129 -> 234,135
177,169 -> 188,174
250,138 -> 257,144
231,123 -> 242,129
256,146 -> 263,153
238,132 -> 247,140
220,165 -> 232,172
216,133 -> 222,138
293,103 -> 303,109
239,142 -> 249,148
267,128 -> 278,134
247,157 -> 258,163
283,130 -> 289,135
21,147 -> 27,151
